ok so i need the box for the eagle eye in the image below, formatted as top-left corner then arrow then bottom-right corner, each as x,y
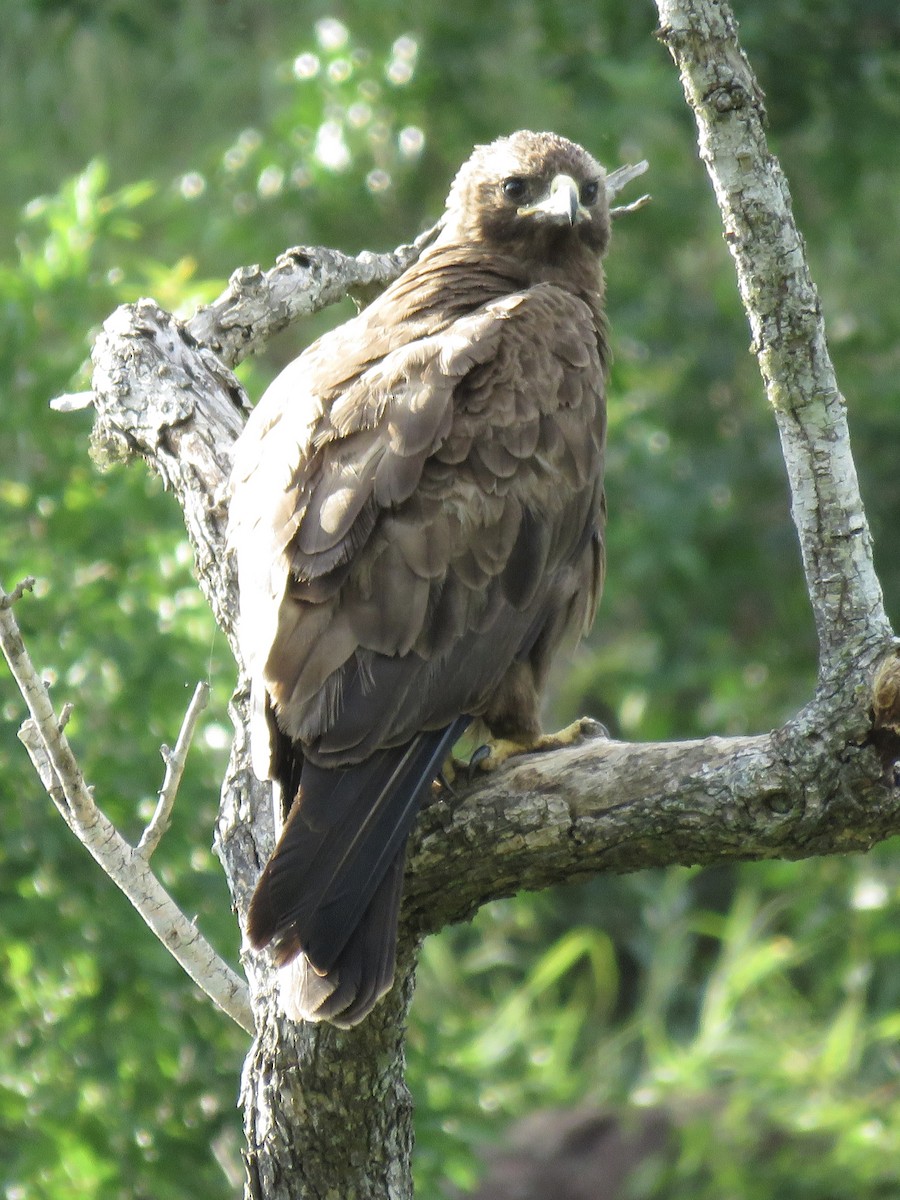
581,180 -> 600,206
501,176 -> 528,202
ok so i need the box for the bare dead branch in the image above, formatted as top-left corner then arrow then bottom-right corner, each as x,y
137,681 -> 210,859
50,390 -> 95,413
185,220 -> 443,369
607,160 -> 651,219
406,719 -> 898,938
606,159 -> 649,200
0,582 -> 253,1034
610,193 -> 652,220
873,651 -> 900,736
0,575 -> 36,608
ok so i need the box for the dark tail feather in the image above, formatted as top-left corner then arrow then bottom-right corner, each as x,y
247,716 -> 468,1025
279,851 -> 405,1028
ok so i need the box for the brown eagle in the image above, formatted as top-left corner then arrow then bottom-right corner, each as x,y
229,130 -> 611,1026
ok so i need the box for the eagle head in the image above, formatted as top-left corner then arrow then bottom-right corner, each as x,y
442,130 -> 611,261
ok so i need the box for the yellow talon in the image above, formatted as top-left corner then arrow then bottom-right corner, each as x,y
532,716 -> 604,751
474,717 -> 606,773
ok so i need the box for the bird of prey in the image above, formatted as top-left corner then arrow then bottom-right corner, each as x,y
229,130 -> 611,1027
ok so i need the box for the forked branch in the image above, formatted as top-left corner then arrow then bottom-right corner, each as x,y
0,580 -> 253,1034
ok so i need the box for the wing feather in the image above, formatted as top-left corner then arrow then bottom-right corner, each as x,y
231,273 -> 607,798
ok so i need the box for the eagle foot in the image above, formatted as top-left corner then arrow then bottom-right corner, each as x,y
472,716 -> 606,773
435,748 -> 488,791
433,765 -> 458,798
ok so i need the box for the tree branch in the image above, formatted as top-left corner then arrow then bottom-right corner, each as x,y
0,576 -> 37,607
137,680 -> 210,859
54,224 -> 444,423
606,159 -> 651,219
0,580 -> 254,1035
654,0 -> 893,684
186,223 -> 441,366
406,719 -> 897,938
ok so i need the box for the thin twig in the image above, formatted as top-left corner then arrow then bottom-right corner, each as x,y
606,159 -> 649,200
137,681 -> 210,859
610,193 -> 652,220
607,161 -> 651,219
50,391 -> 95,413
0,576 -> 36,608
0,582 -> 254,1034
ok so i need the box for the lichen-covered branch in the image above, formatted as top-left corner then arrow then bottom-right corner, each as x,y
406,719 -> 896,938
187,227 -> 439,367
655,0 -> 893,684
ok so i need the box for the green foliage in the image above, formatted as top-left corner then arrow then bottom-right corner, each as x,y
1,159 -> 244,1199
1,2 -> 899,1198
412,859 -> 900,1198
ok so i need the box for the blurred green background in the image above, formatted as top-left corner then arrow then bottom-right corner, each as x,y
1,1 -> 899,1197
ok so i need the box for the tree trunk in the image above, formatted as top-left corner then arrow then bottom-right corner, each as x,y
218,691 -> 420,1199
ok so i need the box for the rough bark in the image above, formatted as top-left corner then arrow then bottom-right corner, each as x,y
44,1 -> 900,1196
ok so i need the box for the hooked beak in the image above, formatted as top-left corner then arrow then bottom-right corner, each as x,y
518,174 -> 588,226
